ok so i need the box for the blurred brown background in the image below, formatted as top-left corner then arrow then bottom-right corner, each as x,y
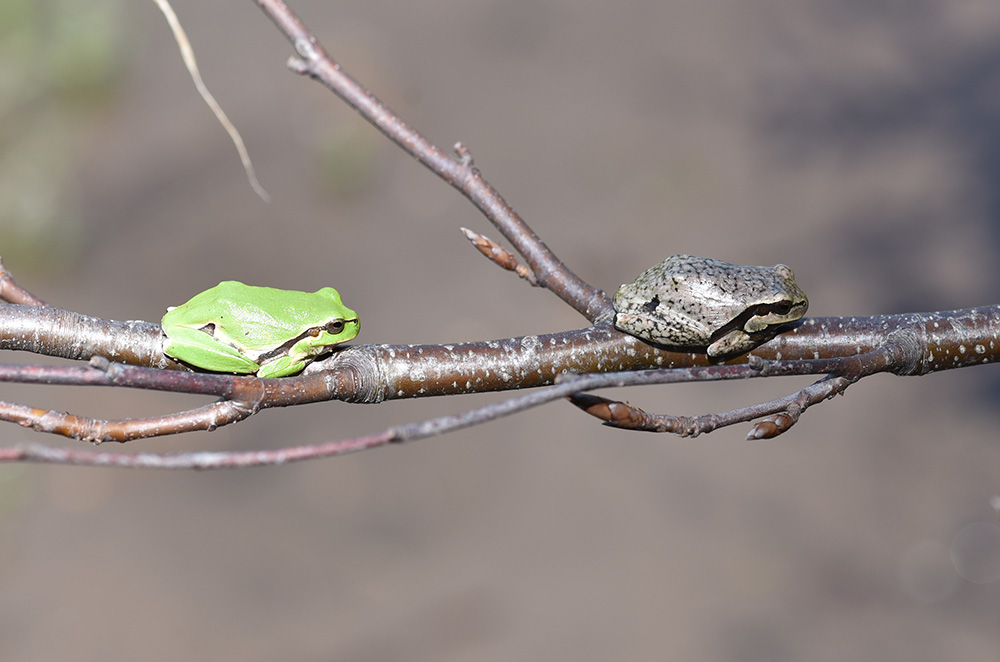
2,0 -> 1000,659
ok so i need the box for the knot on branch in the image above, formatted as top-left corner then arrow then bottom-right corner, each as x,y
886,329 -> 923,376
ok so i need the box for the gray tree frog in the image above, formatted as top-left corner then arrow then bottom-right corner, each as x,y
612,255 -> 808,357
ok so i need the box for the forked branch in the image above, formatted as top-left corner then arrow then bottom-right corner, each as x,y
0,4 -> 998,467
569,332 -> 917,438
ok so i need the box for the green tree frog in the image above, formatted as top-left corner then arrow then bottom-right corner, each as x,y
161,281 -> 360,378
612,255 -> 808,357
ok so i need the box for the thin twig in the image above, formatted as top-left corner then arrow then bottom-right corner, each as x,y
154,0 -> 269,201
254,0 -> 608,320
0,257 -> 47,306
0,361 -> 797,468
569,375 -> 850,438
460,227 -> 539,286
0,398 -> 253,444
567,339 -> 909,438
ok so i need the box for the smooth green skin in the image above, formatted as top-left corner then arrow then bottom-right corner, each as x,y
161,281 -> 360,378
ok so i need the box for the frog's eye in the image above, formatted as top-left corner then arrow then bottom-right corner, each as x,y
642,296 -> 660,313
326,320 -> 346,335
772,301 -> 793,316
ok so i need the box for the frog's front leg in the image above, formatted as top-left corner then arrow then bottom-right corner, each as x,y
706,329 -> 756,358
162,326 -> 261,374
255,337 -> 321,378
255,355 -> 307,378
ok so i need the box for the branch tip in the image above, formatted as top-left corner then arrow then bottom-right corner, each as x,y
0,258 -> 47,305
461,228 -> 539,286
746,410 -> 798,439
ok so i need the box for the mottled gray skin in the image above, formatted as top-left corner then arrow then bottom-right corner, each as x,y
612,255 -> 808,357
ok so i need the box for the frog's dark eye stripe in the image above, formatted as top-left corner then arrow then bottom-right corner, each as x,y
771,301 -> 793,316
749,300 -> 797,318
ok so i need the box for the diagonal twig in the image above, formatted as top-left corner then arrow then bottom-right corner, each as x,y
254,0 -> 609,320
0,257 -> 47,306
460,227 -> 539,286
153,0 -> 269,201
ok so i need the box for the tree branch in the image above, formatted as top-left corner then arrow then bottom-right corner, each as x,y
0,4 -> 996,464
254,0 -> 609,320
